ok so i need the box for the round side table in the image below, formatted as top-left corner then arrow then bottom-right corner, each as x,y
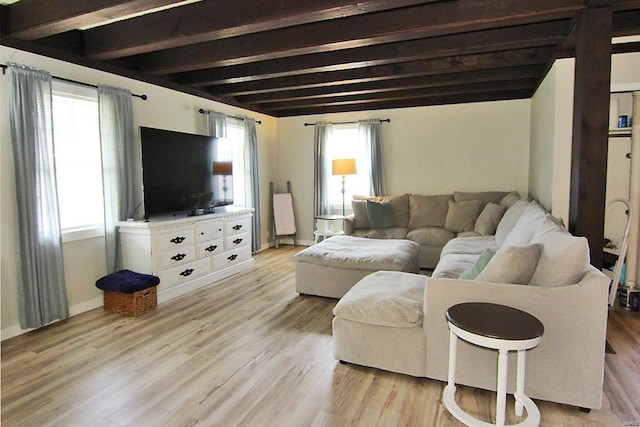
443,302 -> 544,427
313,215 -> 345,243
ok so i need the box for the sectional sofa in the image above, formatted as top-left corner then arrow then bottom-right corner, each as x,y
345,190 -> 521,268
333,197 -> 610,410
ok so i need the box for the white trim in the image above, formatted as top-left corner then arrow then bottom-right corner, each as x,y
61,225 -> 105,243
611,83 -> 640,93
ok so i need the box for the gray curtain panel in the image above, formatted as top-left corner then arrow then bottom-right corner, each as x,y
359,120 -> 386,196
98,85 -> 141,274
8,62 -> 69,329
208,111 -> 227,138
313,122 -> 333,219
244,118 -> 261,252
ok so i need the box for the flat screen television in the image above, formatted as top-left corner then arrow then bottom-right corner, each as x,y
140,127 -> 233,219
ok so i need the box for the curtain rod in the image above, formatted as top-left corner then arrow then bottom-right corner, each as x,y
198,108 -> 262,124
303,118 -> 390,127
0,64 -> 148,100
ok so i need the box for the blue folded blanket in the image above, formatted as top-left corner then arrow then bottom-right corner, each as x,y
95,269 -> 160,293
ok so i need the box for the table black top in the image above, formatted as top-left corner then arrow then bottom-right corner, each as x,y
446,302 -> 544,341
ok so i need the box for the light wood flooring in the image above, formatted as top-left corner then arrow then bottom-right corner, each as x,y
2,246 -> 639,427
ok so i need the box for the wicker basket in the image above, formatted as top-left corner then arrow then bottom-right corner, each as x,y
103,286 -> 157,316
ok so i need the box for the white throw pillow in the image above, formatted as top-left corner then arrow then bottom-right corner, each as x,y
529,215 -> 590,287
500,201 -> 547,247
476,243 -> 543,285
494,199 -> 529,246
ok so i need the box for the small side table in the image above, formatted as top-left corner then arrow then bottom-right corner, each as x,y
443,303 -> 544,427
314,215 -> 345,243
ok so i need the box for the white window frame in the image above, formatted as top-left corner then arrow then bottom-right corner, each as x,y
52,81 -> 105,243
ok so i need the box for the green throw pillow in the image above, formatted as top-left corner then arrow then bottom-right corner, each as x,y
459,249 -> 496,280
366,200 -> 394,229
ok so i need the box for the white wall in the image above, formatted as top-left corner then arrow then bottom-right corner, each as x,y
276,100 -> 532,242
1,46 -> 278,339
529,58 -> 575,224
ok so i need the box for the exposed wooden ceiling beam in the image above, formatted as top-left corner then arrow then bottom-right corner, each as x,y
84,0 -> 439,60
236,66 -> 545,105
136,0 -> 584,75
209,46 -> 555,97
256,79 -> 537,111
274,90 -> 533,117
7,0 -> 186,40
176,20 -> 569,87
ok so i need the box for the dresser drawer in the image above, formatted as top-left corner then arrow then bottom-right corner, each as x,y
155,228 -> 194,251
158,257 -> 210,288
156,245 -> 196,270
214,246 -> 251,270
195,219 -> 223,242
224,218 -> 251,236
224,232 -> 249,251
197,238 -> 224,258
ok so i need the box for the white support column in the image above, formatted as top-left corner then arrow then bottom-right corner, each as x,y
496,349 -> 508,427
628,92 -> 640,287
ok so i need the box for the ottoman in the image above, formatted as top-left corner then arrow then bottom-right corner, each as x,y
293,235 -> 420,298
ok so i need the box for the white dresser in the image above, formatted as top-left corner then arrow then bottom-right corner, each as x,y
117,208 -> 254,303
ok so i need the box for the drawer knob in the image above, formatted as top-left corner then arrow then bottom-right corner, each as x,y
232,224 -> 242,231
171,253 -> 186,261
179,268 -> 194,277
233,238 -> 243,245
170,236 -> 186,244
228,254 -> 238,261
205,245 -> 218,252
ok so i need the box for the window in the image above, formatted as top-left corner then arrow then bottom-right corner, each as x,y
52,82 -> 104,240
216,119 -> 246,206
326,123 -> 371,214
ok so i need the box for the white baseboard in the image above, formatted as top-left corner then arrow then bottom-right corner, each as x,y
1,296 -> 103,341
268,238 -> 312,247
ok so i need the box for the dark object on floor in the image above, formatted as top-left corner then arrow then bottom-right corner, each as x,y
96,270 -> 160,316
95,269 -> 160,293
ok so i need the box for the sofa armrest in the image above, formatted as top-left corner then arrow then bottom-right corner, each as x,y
423,269 -> 609,409
344,215 -> 356,235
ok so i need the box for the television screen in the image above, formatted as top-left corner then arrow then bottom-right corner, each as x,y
140,127 -> 232,219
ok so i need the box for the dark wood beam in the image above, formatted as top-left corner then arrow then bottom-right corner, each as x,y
176,20 -> 569,87
209,46 -> 555,97
256,79 -> 536,111
136,0 -> 584,75
612,8 -> 640,35
237,66 -> 545,105
84,0 -> 438,60
7,0 -> 186,40
272,90 -> 532,117
569,2 -> 613,269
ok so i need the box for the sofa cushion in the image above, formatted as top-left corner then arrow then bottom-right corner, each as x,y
494,199 -> 529,246
353,227 -> 408,239
367,200 -> 393,229
459,249 -> 496,280
501,201 -> 547,247
333,271 -> 426,328
440,235 -> 499,257
445,200 -> 482,233
475,243 -> 543,285
406,227 -> 455,246
453,190 -> 513,210
408,194 -> 453,229
354,194 -> 409,228
530,215 -> 590,287
432,253 -> 480,279
457,231 -> 481,238
352,200 -> 369,229
474,203 -> 507,236
500,191 -> 522,208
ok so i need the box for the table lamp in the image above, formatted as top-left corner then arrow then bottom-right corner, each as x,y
332,158 -> 357,216
213,161 -> 233,202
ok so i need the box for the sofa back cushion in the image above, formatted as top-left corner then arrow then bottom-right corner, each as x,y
529,215 -> 590,287
494,199 -> 529,245
453,190 -> 514,210
475,243 -> 543,285
408,194 -> 453,229
445,200 -> 482,232
474,203 -> 507,236
353,194 -> 409,228
500,200 -> 547,247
